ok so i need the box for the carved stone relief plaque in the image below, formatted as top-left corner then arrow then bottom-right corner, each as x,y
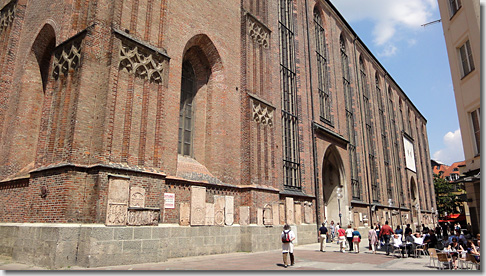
304,203 -> 312,224
263,206 -> 272,226
190,186 -> 206,226
205,203 -> 215,226
129,186 -> 145,208
285,197 -> 294,225
224,196 -> 234,226
240,206 -> 250,226
214,195 -> 225,226
257,208 -> 264,226
294,203 -> 302,225
279,203 -> 285,225
106,203 -> 128,226
127,209 -> 159,226
272,203 -> 280,226
105,177 -> 130,226
179,202 -> 190,226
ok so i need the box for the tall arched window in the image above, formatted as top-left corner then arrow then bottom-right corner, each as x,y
360,57 -> 379,202
313,9 -> 332,123
279,0 -> 301,190
178,61 -> 196,156
341,35 -> 360,200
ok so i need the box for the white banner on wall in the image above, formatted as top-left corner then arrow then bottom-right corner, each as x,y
164,193 -> 175,209
403,136 -> 416,172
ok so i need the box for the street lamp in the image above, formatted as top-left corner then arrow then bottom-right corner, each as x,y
337,187 -> 343,226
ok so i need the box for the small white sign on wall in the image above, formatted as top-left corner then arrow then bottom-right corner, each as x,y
164,193 -> 175,209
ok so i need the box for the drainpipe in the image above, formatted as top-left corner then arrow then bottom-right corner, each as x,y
303,0 -> 321,230
352,37 -> 374,227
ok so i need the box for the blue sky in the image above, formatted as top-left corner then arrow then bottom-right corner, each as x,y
330,0 -> 465,166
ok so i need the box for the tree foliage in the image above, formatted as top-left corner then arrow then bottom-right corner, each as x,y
434,174 -> 464,217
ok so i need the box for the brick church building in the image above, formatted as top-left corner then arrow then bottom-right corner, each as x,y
0,0 -> 436,268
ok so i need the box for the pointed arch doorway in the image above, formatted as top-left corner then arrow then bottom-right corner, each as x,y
322,145 -> 346,226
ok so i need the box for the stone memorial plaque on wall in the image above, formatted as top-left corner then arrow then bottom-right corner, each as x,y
190,186 -> 206,226
205,203 -> 215,225
263,206 -> 272,226
272,203 -> 280,226
279,203 -> 285,225
225,196 -> 234,226
106,203 -> 128,226
304,203 -> 312,224
240,206 -> 250,226
294,203 -> 302,225
179,202 -> 190,226
129,187 -> 145,208
106,177 -> 130,226
257,208 -> 264,225
214,195 -> 225,226
127,208 -> 159,226
285,197 -> 294,225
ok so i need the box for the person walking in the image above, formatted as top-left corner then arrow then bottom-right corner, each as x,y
369,227 -> 378,254
345,224 -> 354,252
379,221 -> 394,255
329,221 -> 336,242
318,223 -> 328,252
337,226 -> 346,253
352,227 -> 361,253
281,224 -> 296,268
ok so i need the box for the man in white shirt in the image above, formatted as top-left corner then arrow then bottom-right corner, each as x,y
281,224 -> 296,268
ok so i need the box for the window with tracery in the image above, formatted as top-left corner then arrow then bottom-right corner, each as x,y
341,36 -> 360,200
279,0 -> 301,190
313,10 -> 332,124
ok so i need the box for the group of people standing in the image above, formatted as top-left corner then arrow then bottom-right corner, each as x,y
318,221 -> 361,253
281,221 -> 480,268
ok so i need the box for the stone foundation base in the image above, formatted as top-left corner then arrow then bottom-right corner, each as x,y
0,223 -> 317,268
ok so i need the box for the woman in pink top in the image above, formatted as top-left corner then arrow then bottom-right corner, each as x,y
369,227 -> 378,254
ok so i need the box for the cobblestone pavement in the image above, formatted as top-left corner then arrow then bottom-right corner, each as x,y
0,241 -> 445,271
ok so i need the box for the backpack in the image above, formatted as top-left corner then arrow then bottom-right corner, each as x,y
282,231 -> 291,243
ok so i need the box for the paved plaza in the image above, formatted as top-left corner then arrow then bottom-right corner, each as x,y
0,241 -> 444,271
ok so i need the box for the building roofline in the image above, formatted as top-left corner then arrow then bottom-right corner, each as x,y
325,0 -> 427,122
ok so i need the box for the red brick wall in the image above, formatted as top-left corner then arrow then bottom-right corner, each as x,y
0,0 -> 434,226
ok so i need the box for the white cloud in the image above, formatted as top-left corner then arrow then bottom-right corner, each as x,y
378,44 -> 397,57
331,0 -> 436,56
432,129 -> 465,165
407,39 -> 417,47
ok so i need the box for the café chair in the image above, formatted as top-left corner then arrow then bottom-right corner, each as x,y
427,248 -> 438,268
437,253 -> 452,270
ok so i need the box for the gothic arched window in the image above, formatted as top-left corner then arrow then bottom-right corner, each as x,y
178,61 -> 196,156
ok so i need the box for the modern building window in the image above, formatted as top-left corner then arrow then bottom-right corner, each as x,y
313,10 -> 332,124
279,0 -> 301,190
178,61 -> 196,156
448,0 -> 462,17
459,40 -> 475,77
471,108 -> 480,154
